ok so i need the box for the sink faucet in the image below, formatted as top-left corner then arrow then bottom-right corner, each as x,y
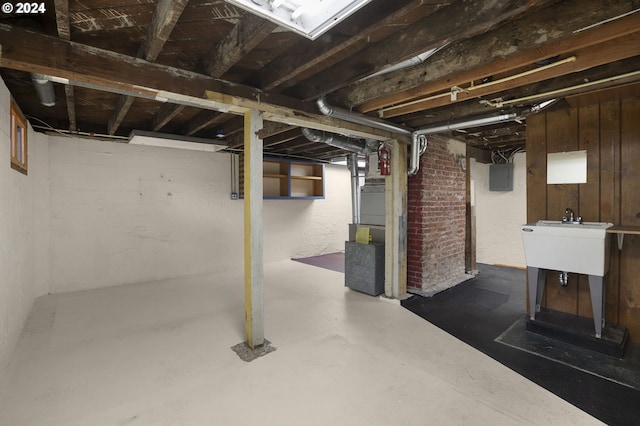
562,208 -> 583,224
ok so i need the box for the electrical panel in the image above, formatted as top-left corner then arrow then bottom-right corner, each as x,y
489,163 -> 514,191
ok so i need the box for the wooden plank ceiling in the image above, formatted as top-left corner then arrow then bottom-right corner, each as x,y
1,0 -> 639,161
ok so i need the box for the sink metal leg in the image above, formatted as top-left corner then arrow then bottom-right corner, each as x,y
527,267 -> 546,320
588,275 -> 605,338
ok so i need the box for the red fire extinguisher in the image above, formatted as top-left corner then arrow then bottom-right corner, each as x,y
379,144 -> 390,176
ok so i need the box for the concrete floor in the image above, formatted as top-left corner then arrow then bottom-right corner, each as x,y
0,261 -> 602,425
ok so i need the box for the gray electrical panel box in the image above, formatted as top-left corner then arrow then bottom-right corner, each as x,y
489,163 -> 514,191
345,241 -> 385,296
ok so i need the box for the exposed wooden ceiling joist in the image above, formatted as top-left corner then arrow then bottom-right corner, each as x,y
295,0 -> 554,101
380,31 -> 640,118
263,128 -> 302,148
2,0 -> 638,158
255,0 -> 443,92
108,0 -> 189,135
151,103 -> 186,132
140,0 -> 190,61
185,110 -> 228,136
54,0 -> 76,132
338,0 -> 640,110
0,24 -> 400,142
205,14 -> 277,78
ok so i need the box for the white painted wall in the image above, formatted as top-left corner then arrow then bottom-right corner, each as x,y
0,79 -> 351,376
265,165 -> 352,261
48,137 -> 352,293
471,152 -> 527,268
0,82 -> 50,377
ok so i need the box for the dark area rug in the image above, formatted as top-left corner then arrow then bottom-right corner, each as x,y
401,263 -> 640,426
292,252 -> 345,273
497,317 -> 640,391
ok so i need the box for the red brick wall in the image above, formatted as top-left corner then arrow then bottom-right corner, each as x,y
407,135 -> 468,294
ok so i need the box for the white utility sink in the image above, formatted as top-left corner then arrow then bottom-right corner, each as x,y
521,220 -> 614,276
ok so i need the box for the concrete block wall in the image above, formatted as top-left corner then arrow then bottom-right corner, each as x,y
47,137 -> 352,293
0,77 -> 351,378
0,81 -> 50,377
407,135 -> 469,296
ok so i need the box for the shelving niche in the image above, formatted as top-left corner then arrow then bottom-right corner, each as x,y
239,156 -> 324,199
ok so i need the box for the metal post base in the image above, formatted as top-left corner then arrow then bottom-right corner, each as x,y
588,275 -> 605,338
527,267 -> 546,320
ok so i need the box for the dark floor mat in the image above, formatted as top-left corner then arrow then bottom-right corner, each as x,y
497,317 -> 640,391
292,252 -> 345,273
402,263 -> 640,426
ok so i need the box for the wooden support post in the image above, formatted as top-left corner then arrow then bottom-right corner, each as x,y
385,141 -> 408,298
244,110 -> 264,349
465,156 -> 477,274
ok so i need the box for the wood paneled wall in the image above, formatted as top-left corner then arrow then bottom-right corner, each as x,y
526,95 -> 640,342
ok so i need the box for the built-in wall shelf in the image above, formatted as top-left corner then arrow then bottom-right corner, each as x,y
607,225 -> 640,250
240,156 -> 325,199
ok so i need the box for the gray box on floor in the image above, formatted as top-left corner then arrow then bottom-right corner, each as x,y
345,241 -> 385,296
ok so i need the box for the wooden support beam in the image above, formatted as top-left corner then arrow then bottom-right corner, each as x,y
244,109 -> 264,349
296,0 -> 549,100
385,141 -> 408,298
0,23 -> 401,142
109,0 -> 188,135
466,145 -> 492,164
341,0 -> 640,110
206,15 -> 276,78
204,90 -> 405,143
465,157 -> 477,275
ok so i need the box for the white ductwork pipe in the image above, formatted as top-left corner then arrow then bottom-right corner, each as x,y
31,73 -> 56,107
408,134 -> 427,176
414,113 -> 518,135
315,98 -> 521,177
347,152 -> 361,224
18,22 -> 56,107
301,127 -> 369,155
317,97 -> 412,135
302,127 -> 364,223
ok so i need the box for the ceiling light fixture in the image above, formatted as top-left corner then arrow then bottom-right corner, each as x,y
225,0 -> 372,40
129,130 -> 227,152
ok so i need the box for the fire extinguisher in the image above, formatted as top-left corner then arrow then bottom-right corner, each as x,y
379,144 -> 390,176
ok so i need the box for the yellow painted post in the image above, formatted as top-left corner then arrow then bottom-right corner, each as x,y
244,109 -> 264,349
385,140 -> 408,298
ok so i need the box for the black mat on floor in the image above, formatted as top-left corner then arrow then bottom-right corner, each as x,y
401,263 -> 640,426
292,252 -> 345,273
497,317 -> 640,391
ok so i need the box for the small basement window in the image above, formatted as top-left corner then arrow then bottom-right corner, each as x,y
10,99 -> 27,175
